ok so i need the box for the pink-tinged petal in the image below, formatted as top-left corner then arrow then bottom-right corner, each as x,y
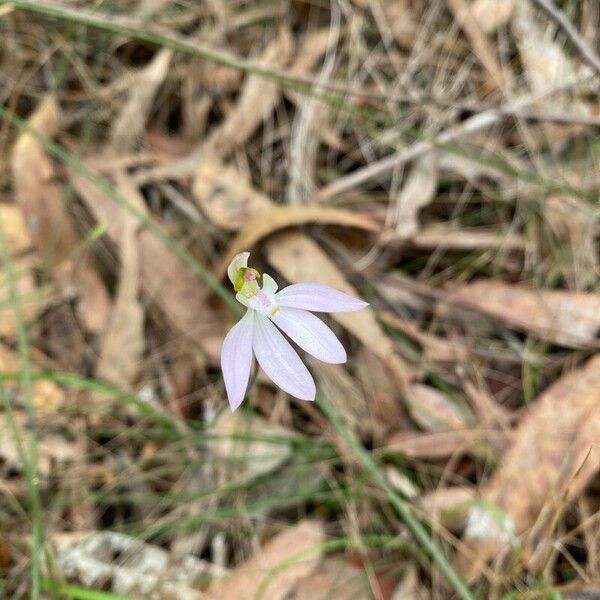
221,310 -> 255,411
275,283 -> 368,313
253,314 -> 316,401
271,307 -> 346,364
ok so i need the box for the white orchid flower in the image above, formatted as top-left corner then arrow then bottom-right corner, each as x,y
221,252 -> 368,410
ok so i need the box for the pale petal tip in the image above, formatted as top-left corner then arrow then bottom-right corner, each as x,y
295,380 -> 316,401
228,394 -> 244,412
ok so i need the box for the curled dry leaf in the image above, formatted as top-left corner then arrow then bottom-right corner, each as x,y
192,154 -> 271,231
460,354 -> 600,578
217,204 -> 378,279
11,97 -> 72,257
208,520 -> 325,600
265,232 -> 415,387
11,96 -> 110,334
445,279 -> 600,348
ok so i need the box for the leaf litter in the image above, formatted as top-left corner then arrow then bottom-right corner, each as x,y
0,1 -> 599,598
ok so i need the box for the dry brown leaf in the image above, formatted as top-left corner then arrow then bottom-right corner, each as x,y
387,153 -> 438,240
205,26 -> 294,159
445,279 -> 600,348
110,48 -> 173,153
11,96 -> 110,334
137,228 -> 220,349
209,521 -> 325,600
0,203 -> 31,256
265,232 -> 415,387
11,97 -> 73,257
95,172 -> 145,389
460,355 -> 600,577
290,557 -> 368,599
404,384 -> 473,432
71,171 -> 219,356
386,429 -> 482,459
217,205 -> 378,279
192,154 -> 272,231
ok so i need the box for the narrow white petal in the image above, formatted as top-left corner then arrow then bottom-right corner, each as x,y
221,310 -> 255,411
253,314 -> 315,401
275,283 -> 368,313
271,307 -> 346,364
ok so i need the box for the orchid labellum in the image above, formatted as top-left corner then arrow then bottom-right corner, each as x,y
221,252 -> 368,410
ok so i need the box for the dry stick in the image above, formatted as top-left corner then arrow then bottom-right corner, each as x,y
2,0 -> 600,128
313,72 -> 595,202
313,111 -> 499,201
531,0 -> 600,79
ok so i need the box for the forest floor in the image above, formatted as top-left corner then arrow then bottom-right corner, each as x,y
0,0 -> 599,598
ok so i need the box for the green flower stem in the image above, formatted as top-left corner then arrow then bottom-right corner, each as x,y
317,394 -> 476,600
